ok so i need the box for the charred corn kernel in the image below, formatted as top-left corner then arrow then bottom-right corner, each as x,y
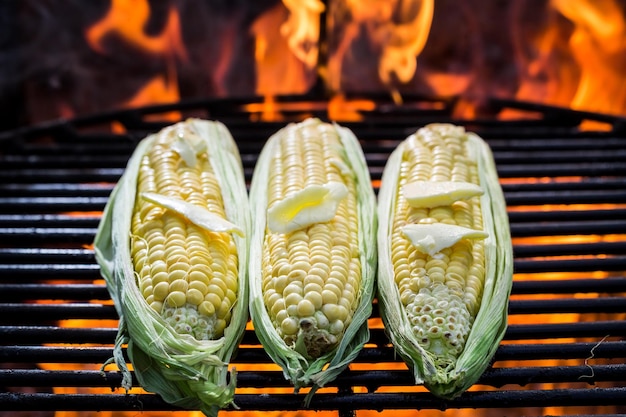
249,118 -> 377,394
377,123 -> 513,400
94,119 -> 250,416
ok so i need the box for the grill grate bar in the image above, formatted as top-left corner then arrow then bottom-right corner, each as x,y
495,341 -> 626,361
0,240 -> 622,261
509,220 -> 626,238
1,297 -> 625,323
1,208 -> 622,225
511,278 -> 626,295
0,277 -> 624,303
0,197 -> 109,213
513,241 -> 626,257
495,162 -> 626,178
504,190 -> 626,206
0,304 -> 118,322
503,321 -> 626,340
0,168 -> 124,184
6,148 -> 626,168
0,346 -> 116,363
2,221 -> 624,244
0,247 -> 95,262
0,215 -> 101,226
4,165 -> 626,184
2,388 -> 626,412
1,179 -> 625,198
2,365 -> 625,389
2,323 -> 625,345
0,264 -> 101,280
508,297 -> 626,315
0,183 -> 114,197
245,387 -> 626,411
508,208 -> 626,223
0,284 -> 108,301
2,341 -> 626,364
2,261 -> 624,283
2,191 -> 626,211
513,257 -> 626,273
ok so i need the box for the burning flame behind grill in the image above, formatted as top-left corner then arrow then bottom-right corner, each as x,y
4,0 -> 626,127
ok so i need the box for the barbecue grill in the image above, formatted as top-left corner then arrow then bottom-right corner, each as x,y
1,95 -> 625,416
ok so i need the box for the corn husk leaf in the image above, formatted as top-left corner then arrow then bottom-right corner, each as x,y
248,118 -> 377,402
377,126 -> 513,399
94,119 -> 250,416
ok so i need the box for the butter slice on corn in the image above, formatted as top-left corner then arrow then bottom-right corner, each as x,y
249,118 -> 377,396
94,119 -> 250,417
377,123 -> 513,399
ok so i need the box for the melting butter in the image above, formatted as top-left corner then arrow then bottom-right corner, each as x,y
141,192 -> 244,236
402,181 -> 483,208
401,223 -> 488,256
267,181 -> 348,234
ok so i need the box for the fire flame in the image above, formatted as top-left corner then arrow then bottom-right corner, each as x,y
16,0 -> 626,125
332,0 -> 434,90
507,0 -> 626,121
85,0 -> 186,125
281,0 -> 325,70
252,1 -> 320,97
85,0 -> 187,59
550,0 -> 626,115
251,0 -> 626,120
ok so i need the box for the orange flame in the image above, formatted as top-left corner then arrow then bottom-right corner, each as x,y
510,0 -> 626,122
85,0 -> 186,123
86,0 -> 187,60
327,0 -> 434,93
281,0 -> 325,70
79,1 -> 626,123
554,0 -> 626,116
251,1 -> 321,97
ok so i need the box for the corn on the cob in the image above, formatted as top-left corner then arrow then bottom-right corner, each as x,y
377,123 -> 513,399
94,119 -> 249,416
249,118 -> 377,395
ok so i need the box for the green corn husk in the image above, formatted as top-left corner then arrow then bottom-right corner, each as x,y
377,123 -> 513,399
94,119 -> 250,416
248,118 -> 377,401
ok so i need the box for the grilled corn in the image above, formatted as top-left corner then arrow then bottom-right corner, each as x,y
377,123 -> 513,399
94,119 -> 249,416
249,118 -> 377,396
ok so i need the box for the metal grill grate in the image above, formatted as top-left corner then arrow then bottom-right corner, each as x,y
1,96 -> 626,415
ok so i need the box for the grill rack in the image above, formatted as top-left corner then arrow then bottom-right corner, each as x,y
1,95 -> 626,415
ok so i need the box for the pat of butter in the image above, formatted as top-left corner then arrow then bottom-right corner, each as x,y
141,192 -> 244,236
401,223 -> 488,256
169,124 -> 207,167
267,181 -> 348,234
402,181 -> 483,208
